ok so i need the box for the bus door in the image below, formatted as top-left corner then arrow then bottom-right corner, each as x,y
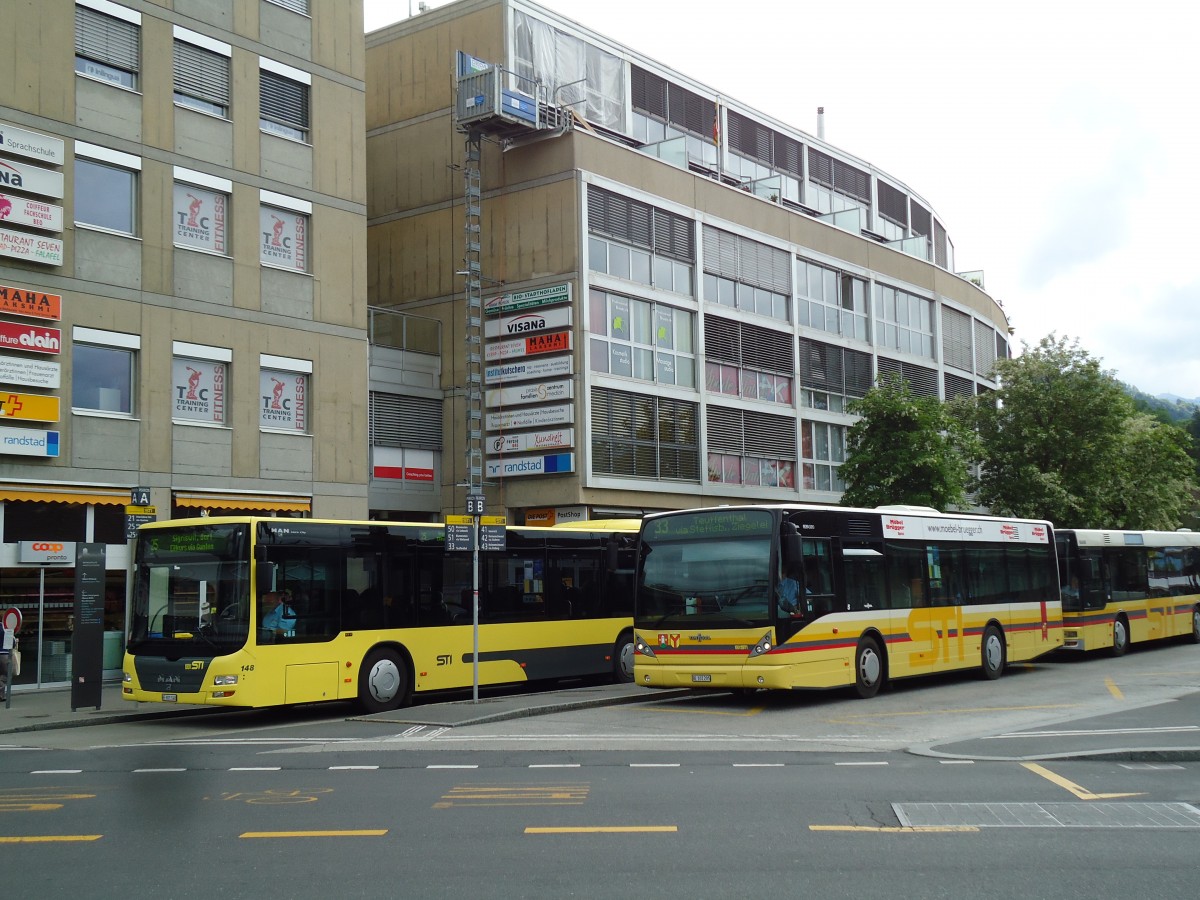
885,541 -> 933,672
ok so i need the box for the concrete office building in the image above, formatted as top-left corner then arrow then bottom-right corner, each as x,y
0,0 -> 368,690
365,0 -> 1009,526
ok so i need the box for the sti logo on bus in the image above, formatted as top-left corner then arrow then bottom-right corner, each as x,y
657,633 -> 681,648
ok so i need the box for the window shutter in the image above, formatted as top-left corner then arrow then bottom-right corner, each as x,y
369,393 -> 442,450
174,41 -> 230,108
976,320 -> 998,377
76,6 -> 139,74
941,307 -> 972,372
739,321 -> 793,374
704,316 -> 740,365
744,410 -> 796,459
706,405 -> 743,454
260,69 -> 310,131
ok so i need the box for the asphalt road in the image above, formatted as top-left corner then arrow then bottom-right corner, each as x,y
3,642 -> 1199,898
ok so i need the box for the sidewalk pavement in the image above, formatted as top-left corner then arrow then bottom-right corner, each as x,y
0,680 -> 681,736
0,681 -> 224,735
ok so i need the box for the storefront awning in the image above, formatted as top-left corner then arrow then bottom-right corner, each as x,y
0,485 -> 129,505
173,492 -> 311,513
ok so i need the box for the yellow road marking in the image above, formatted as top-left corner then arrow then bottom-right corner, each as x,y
0,835 -> 102,843
240,830 -> 388,838
809,825 -> 978,833
1021,763 -> 1143,800
525,826 -> 678,833
1104,677 -> 1124,700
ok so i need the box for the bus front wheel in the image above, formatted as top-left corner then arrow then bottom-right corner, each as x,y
981,625 -> 1006,680
613,631 -> 635,684
358,648 -> 410,713
1110,615 -> 1130,657
1190,606 -> 1200,644
854,637 -> 885,699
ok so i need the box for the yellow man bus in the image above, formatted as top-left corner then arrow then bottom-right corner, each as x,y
1055,528 -> 1200,655
123,516 -> 638,711
633,504 -> 1062,698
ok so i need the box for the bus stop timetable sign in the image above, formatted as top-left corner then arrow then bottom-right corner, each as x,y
445,515 -> 474,551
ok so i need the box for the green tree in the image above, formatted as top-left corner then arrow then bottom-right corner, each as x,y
1105,414 -> 1196,530
970,334 -> 1197,528
839,375 -> 976,510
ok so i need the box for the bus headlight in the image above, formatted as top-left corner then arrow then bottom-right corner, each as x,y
634,637 -> 656,658
212,674 -> 239,686
748,632 -> 774,658
123,671 -> 132,683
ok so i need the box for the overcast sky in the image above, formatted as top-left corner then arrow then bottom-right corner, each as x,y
365,0 -> 1198,398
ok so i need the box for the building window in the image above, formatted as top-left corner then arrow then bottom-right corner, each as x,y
173,28 -> 231,117
75,0 -> 140,89
797,338 -> 872,413
259,193 -> 310,272
259,355 -> 310,433
266,0 -> 310,12
587,187 -> 693,296
72,327 -> 138,415
706,406 -> 796,488
259,59 -> 310,141
701,226 -> 791,322
703,316 -> 793,405
74,144 -> 140,236
588,290 -> 694,388
801,420 -> 846,492
874,283 -> 934,359
370,392 -> 441,483
942,306 -> 973,373
172,342 -> 229,425
590,387 -> 698,481
173,171 -> 230,254
796,259 -> 868,341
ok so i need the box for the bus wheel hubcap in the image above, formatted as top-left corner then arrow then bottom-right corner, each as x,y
985,636 -> 1002,670
859,650 -> 880,685
370,660 -> 400,702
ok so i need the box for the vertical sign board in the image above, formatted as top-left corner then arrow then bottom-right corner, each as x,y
71,543 -> 106,710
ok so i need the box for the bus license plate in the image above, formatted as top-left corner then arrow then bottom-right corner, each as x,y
162,694 -> 178,702
691,674 -> 712,683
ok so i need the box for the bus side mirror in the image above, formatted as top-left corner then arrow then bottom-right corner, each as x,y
606,535 -> 633,572
781,522 -> 802,569
256,562 -> 276,596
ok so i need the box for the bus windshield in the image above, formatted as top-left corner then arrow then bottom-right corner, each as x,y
128,523 -> 251,653
636,510 -> 775,629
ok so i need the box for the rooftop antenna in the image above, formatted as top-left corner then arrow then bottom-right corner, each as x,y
817,106 -> 825,141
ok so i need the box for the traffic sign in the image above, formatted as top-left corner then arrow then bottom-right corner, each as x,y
446,524 -> 474,552
466,494 -> 486,515
131,486 -> 151,506
446,515 -> 473,525
125,505 -> 156,515
480,524 -> 506,551
2,607 -> 21,633
480,515 -> 506,526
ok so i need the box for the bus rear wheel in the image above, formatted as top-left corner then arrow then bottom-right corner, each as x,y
981,625 -> 1005,680
613,631 -> 635,684
854,637 -> 885,699
1110,615 -> 1130,657
358,648 -> 410,713
1190,606 -> 1200,645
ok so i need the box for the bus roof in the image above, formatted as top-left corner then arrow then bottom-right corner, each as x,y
1060,528 -> 1200,549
